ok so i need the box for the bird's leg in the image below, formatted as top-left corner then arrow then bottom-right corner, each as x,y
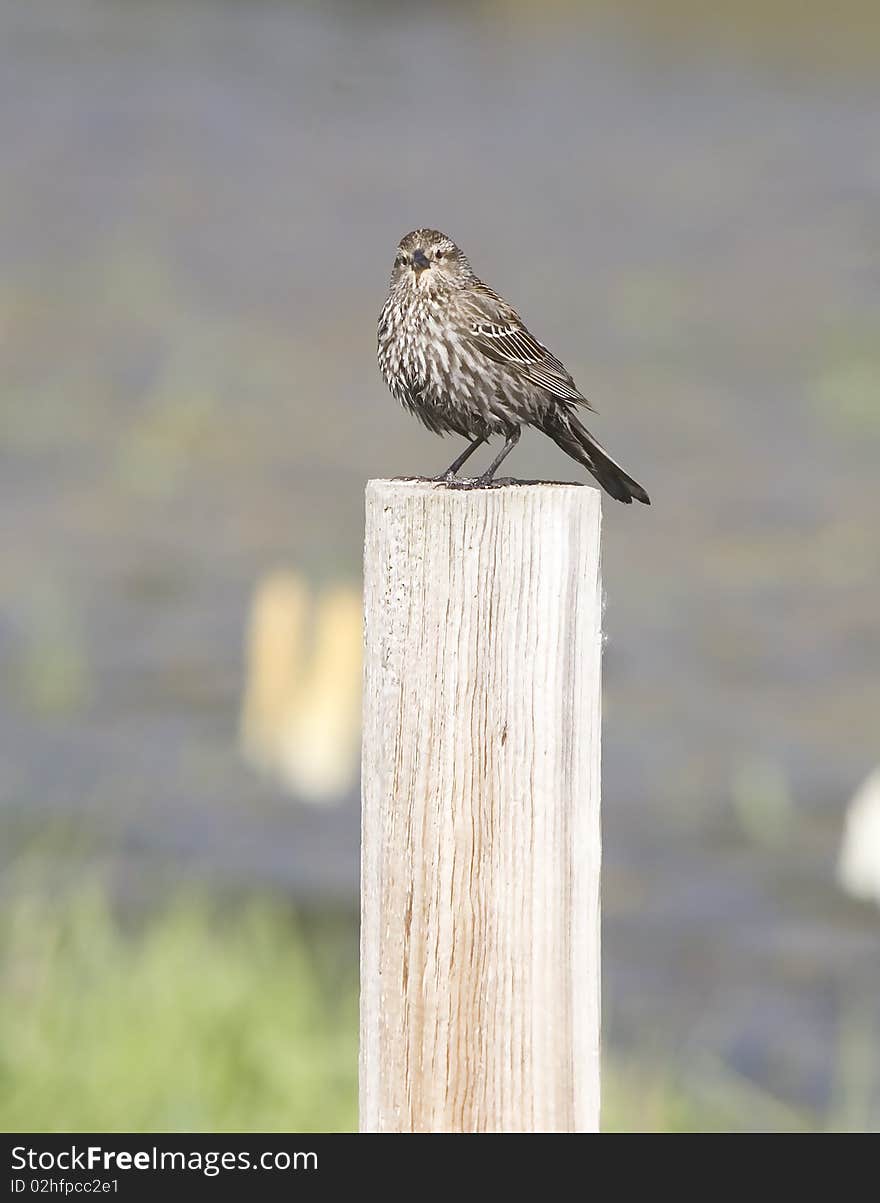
435,435 -> 487,481
472,427 -> 521,486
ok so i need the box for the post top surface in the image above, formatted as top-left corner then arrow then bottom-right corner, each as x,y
366,477 -> 600,501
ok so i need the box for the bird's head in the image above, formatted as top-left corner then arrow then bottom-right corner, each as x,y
390,229 -> 474,294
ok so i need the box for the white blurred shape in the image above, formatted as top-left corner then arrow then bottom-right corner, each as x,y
838,768 -> 880,906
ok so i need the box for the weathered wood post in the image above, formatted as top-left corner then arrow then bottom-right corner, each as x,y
360,479 -> 602,1132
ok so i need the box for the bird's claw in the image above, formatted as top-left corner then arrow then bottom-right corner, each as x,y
438,474 -> 509,490
437,471 -> 478,486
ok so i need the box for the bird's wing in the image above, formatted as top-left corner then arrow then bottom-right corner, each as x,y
461,284 -> 596,411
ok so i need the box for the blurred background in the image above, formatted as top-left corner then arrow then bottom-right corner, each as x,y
2,0 -> 879,1132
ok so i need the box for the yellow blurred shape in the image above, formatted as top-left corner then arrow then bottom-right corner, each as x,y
240,573 -> 362,804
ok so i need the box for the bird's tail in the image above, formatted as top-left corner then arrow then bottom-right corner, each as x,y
539,410 -> 650,505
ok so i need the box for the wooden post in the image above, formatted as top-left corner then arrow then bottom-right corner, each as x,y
360,479 -> 602,1133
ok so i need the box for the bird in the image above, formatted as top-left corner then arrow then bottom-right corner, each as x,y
377,228 -> 650,505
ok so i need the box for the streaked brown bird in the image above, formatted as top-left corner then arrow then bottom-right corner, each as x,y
377,228 -> 650,505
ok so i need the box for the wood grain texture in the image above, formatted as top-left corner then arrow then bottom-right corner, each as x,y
360,479 -> 602,1133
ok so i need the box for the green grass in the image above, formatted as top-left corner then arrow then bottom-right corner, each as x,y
1,887 -> 358,1132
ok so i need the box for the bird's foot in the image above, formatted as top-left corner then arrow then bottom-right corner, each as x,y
395,474 -> 532,490
389,474 -> 495,489
438,475 -> 480,489
439,473 -> 516,490
479,475 -> 518,489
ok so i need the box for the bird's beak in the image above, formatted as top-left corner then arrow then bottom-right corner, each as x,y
411,249 -> 430,275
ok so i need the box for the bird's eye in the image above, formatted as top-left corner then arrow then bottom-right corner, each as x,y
434,249 -> 445,260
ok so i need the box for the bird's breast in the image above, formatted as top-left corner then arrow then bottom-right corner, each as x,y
379,293 -> 443,386
378,289 -> 513,430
